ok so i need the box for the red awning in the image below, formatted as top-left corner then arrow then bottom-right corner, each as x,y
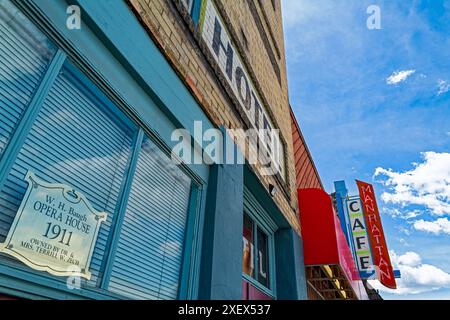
298,188 -> 368,300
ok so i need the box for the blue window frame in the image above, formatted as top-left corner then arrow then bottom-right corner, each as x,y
0,0 -> 203,300
242,187 -> 277,298
190,0 -> 204,25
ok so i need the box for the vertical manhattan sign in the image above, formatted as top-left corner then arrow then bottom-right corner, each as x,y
199,0 -> 285,179
0,171 -> 107,279
356,180 -> 396,289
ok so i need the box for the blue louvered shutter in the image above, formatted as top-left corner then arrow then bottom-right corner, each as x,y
0,0 -> 56,156
108,137 -> 192,300
0,62 -> 135,287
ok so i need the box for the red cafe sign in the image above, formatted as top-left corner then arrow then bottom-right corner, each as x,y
356,180 -> 397,289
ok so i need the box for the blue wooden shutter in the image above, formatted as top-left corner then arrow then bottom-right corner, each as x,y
0,62 -> 135,286
108,137 -> 192,300
0,0 -> 56,156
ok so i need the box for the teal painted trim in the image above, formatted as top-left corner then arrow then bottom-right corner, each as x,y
198,163 -> 243,300
243,165 -> 290,229
269,227 -> 277,298
0,49 -> 66,191
188,181 -> 208,299
243,187 -> 278,233
192,0 -> 203,25
178,184 -> 201,299
0,262 -> 126,300
62,60 -> 137,131
100,128 -> 144,289
0,284 -> 49,300
242,273 -> 275,299
274,228 -> 307,300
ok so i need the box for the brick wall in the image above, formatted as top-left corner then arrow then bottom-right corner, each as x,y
127,0 -> 301,234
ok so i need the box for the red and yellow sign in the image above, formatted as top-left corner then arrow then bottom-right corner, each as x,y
356,180 -> 396,289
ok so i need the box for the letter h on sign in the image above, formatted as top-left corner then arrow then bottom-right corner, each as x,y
212,17 -> 234,80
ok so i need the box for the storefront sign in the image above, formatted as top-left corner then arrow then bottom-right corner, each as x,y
346,196 -> 374,277
356,180 -> 396,289
0,171 -> 107,279
199,0 -> 285,179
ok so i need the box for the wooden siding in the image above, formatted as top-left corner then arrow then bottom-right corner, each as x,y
290,108 -> 323,190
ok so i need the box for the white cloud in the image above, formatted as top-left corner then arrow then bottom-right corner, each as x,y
369,251 -> 450,295
374,152 -> 450,216
414,218 -> 450,235
281,1 -> 323,28
397,252 -> 422,267
398,238 -> 410,247
386,69 -> 416,85
383,207 -> 421,220
396,225 -> 411,236
438,80 -> 450,96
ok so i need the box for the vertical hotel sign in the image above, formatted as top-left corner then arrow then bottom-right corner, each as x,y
357,180 -> 396,289
199,0 -> 285,179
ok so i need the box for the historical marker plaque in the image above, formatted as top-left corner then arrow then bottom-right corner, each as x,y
0,171 -> 107,279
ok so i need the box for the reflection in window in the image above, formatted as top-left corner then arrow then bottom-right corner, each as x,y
0,61 -> 135,287
242,214 -> 254,278
242,214 -> 272,290
0,0 -> 57,156
108,136 -> 192,300
257,227 -> 270,288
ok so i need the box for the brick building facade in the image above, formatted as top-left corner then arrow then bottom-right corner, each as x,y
0,0 -> 313,300
128,0 -> 301,234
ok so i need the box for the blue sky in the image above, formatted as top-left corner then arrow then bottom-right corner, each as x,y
282,0 -> 450,299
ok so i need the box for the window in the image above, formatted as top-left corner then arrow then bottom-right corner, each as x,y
257,227 -> 270,288
242,187 -> 277,298
108,137 -> 192,300
0,0 -> 200,299
0,0 -> 56,157
242,214 -> 254,277
0,60 -> 136,288
242,213 -> 274,292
